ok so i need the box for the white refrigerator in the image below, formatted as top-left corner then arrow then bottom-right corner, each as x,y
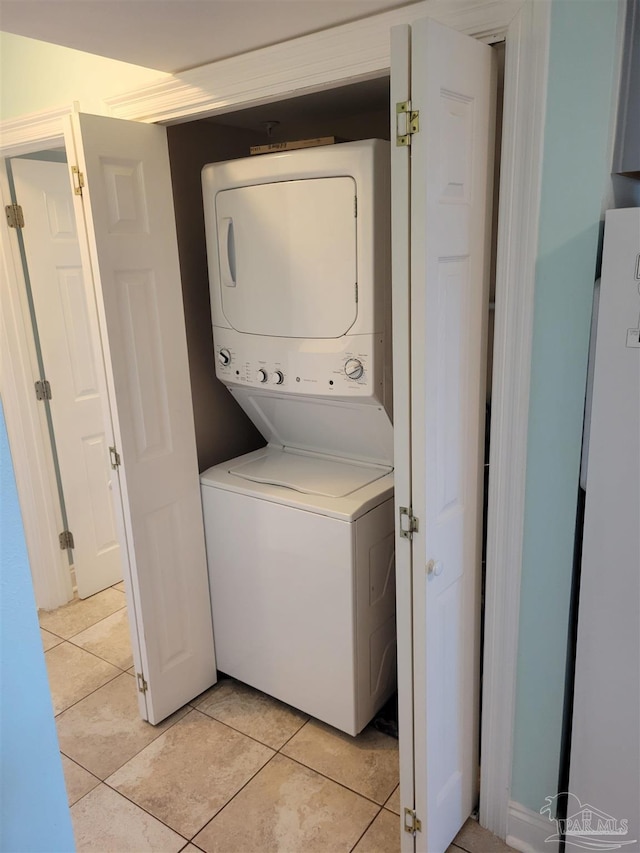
569,208 -> 640,849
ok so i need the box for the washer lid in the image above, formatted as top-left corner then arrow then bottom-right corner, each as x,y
229,387 -> 394,467
228,448 -> 391,498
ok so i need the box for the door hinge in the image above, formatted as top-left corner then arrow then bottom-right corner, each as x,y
71,165 -> 85,196
404,807 -> 422,836
399,506 -> 419,540
109,446 -> 121,469
137,673 -> 148,694
354,195 -> 358,217
34,379 -> 52,401
355,282 -> 359,303
5,203 -> 24,229
396,101 -> 420,147
59,530 -> 75,550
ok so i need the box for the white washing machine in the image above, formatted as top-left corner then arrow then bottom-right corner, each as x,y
200,140 -> 395,735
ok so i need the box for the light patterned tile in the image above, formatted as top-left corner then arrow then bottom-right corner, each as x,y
194,754 -> 378,853
57,672 -> 187,779
39,588 -> 126,639
45,642 -> 120,715
454,818 -> 515,853
61,755 -> 99,806
385,784 -> 400,815
107,709 -> 274,839
41,628 -> 62,651
71,784 -> 185,852
196,678 -> 308,749
353,808 -> 400,853
281,720 -> 399,804
71,608 -> 133,670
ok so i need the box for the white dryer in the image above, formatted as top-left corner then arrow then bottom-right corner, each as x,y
200,140 -> 395,735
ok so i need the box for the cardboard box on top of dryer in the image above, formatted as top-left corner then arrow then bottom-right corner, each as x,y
250,136 -> 342,155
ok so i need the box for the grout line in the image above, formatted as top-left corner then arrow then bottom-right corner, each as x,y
70,779 -> 189,846
348,804 -> 383,852
61,698 -> 191,781
189,705 -> 395,810
60,663 -> 399,846
60,638 -> 130,671
194,702 -> 309,752
41,603 -> 128,641
188,705 -> 281,753
276,751 -> 392,809
277,716 -> 310,751
60,751 -> 101,785
39,625 -> 65,641
186,750 -> 281,842
52,660 -> 122,718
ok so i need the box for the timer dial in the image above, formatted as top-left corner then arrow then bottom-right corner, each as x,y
344,358 -> 364,380
218,348 -> 231,366
257,369 -> 268,383
272,370 -> 284,385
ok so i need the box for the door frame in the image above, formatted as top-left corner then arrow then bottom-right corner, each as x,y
0,0 -> 550,838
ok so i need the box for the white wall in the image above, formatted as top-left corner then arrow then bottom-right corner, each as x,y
0,31 -> 168,121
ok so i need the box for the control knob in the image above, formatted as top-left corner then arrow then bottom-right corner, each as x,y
257,369 -> 268,383
344,358 -> 364,380
272,370 -> 284,385
218,348 -> 231,366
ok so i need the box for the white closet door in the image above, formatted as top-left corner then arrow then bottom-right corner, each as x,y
392,19 -> 495,852
65,112 -> 217,724
12,158 -> 122,599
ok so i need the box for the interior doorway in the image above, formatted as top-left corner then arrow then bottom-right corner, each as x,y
5,151 -> 124,607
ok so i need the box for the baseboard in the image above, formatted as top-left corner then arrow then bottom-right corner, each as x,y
506,800 -> 559,853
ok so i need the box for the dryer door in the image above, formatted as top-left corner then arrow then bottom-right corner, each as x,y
215,177 -> 357,338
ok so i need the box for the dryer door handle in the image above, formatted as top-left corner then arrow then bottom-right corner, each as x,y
220,217 -> 237,287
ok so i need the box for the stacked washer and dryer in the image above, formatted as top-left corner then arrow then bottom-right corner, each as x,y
200,140 -> 395,736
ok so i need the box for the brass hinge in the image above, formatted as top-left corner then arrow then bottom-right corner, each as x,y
137,673 -> 148,694
109,446 -> 121,469
399,506 -> 419,540
59,530 -> 75,550
5,203 -> 24,229
71,166 -> 85,196
34,379 -> 52,401
404,807 -> 422,836
396,101 -> 420,147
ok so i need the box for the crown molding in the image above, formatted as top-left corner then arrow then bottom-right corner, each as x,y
104,0 -> 522,124
0,104 -> 73,157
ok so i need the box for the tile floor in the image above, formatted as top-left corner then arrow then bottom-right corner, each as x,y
41,588 -> 515,853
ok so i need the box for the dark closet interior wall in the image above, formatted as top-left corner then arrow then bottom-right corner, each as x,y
167,121 -> 266,472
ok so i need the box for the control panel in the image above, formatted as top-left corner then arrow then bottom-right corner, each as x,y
213,328 -> 384,401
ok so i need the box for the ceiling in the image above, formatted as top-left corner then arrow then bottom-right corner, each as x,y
0,0 -> 414,73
